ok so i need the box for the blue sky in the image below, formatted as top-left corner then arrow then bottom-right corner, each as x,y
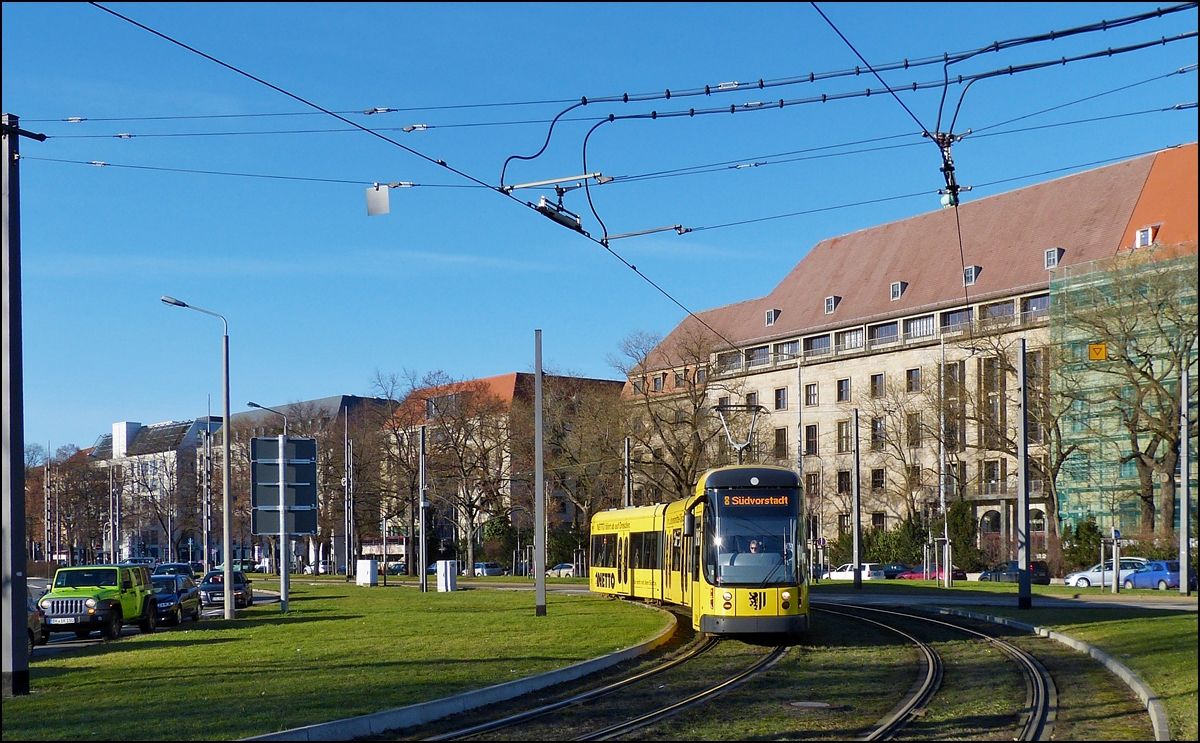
3,2 -> 1196,452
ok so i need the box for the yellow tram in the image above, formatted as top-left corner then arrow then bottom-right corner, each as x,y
590,465 -> 808,636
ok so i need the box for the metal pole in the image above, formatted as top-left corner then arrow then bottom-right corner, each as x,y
1182,361 -> 1192,596
623,437 -> 631,508
1112,532 -> 1120,595
940,339 -> 953,588
279,431 -> 288,612
221,331 -> 233,619
852,408 -> 862,590
2,112 -> 31,696
535,330 -> 547,616
344,413 -> 350,581
419,425 -> 428,593
1017,338 -> 1032,609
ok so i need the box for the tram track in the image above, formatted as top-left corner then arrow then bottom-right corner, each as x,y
417,631 -> 786,741
816,603 -> 1056,741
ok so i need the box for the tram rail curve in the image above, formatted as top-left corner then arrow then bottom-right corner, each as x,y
813,606 -> 943,740
817,602 -> 1057,742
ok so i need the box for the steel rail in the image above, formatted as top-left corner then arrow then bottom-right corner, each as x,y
575,644 -> 789,741
837,604 -> 1057,741
422,635 -> 718,741
813,606 -> 942,740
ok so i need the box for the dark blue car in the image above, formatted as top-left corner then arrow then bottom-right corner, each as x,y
151,574 -> 202,625
1123,561 -> 1196,591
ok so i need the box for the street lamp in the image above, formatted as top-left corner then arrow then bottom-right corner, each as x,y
247,401 -> 290,613
160,295 -> 234,619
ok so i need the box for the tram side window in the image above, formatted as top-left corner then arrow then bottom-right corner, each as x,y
591,535 -> 616,568
629,531 -> 661,570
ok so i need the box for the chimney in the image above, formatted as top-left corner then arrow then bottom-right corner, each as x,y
112,422 -> 141,458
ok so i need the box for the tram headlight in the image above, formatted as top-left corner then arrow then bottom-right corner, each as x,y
781,591 -> 791,601
722,591 -> 732,602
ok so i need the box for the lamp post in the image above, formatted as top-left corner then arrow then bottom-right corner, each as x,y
161,296 -> 235,619
248,401 -> 289,612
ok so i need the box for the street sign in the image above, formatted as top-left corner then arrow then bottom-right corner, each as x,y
816,537 -> 827,548
250,437 -> 318,536
1089,343 -> 1108,361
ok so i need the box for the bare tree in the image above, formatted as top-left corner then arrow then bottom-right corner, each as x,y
612,326 -> 742,502
372,370 -> 428,574
1054,248 -> 1198,539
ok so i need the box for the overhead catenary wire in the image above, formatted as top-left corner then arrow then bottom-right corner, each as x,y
88,1 -> 743,352
48,4 -> 1193,128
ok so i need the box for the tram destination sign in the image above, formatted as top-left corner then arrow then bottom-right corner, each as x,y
250,436 -> 318,536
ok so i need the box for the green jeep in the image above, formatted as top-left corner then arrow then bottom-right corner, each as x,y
39,565 -> 157,641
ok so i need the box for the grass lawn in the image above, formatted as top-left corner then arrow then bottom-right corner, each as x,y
4,582 -> 669,741
966,606 -> 1198,741
809,577 -> 1193,599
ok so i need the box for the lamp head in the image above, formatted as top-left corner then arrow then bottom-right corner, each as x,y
161,295 -> 188,308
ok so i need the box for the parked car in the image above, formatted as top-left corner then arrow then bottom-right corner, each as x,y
546,563 -> 576,578
304,560 -> 336,575
153,562 -> 196,579
474,562 -> 505,577
1123,560 -> 1197,591
897,566 -> 967,581
1064,558 -> 1147,588
189,561 -> 206,576
822,563 -> 885,580
151,574 -> 202,625
38,564 -> 156,641
121,557 -> 157,568
384,563 -> 407,576
880,563 -> 911,580
27,593 -> 46,656
198,570 -> 254,609
980,560 -> 1051,585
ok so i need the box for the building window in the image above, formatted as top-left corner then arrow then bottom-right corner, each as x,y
890,281 -> 907,300
871,468 -> 885,492
774,388 -> 787,410
963,265 -> 981,285
1044,247 -> 1064,269
907,464 -> 922,489
870,373 -> 885,398
805,383 -> 818,407
872,512 -> 886,530
824,295 -> 841,314
675,370 -> 688,388
745,346 -> 770,368
836,328 -> 864,351
1136,226 -> 1157,248
805,424 -> 818,456
837,421 -> 852,453
868,322 -> 899,347
941,308 -> 974,332
903,315 -> 935,339
838,513 -> 851,534
717,351 -> 741,372
870,417 -> 885,450
695,367 -> 707,384
773,340 -> 798,362
773,428 -> 788,459
983,459 -> 1004,494
718,396 -> 730,409
652,374 -> 664,392
765,308 -> 781,326
804,335 -> 831,357
746,392 -> 758,408
837,470 -> 852,494
906,368 -> 921,393
1022,294 -> 1050,321
806,472 -> 821,496
632,379 -> 644,394
836,378 -> 851,402
907,413 -> 922,448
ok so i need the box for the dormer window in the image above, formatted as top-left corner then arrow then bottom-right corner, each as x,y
765,308 -> 781,327
890,281 -> 908,301
1136,226 -> 1157,248
824,295 -> 841,314
963,265 -> 981,286
1044,247 -> 1064,269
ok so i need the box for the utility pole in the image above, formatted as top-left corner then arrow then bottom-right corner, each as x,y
1181,361 -> 1192,597
419,424 -> 428,593
534,329 -> 546,616
1016,338 -> 1032,609
623,437 -> 632,508
4,112 -> 45,697
852,408 -> 862,590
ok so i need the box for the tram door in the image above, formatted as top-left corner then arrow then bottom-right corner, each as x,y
681,532 -> 692,607
617,534 -> 629,594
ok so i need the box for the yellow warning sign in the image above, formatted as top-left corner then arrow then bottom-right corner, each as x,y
1088,343 -> 1108,361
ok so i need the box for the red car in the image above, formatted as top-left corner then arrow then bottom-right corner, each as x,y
897,566 -> 967,581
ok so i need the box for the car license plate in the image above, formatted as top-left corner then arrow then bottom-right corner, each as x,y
49,617 -> 75,625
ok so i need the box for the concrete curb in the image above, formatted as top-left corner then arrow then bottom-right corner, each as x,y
244,605 -> 678,741
929,607 -> 1170,741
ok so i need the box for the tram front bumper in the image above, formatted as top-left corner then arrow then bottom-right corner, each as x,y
700,613 -> 808,634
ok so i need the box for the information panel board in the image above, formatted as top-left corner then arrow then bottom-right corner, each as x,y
250,436 -> 318,536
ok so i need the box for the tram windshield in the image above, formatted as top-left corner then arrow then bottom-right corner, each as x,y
703,488 -> 799,587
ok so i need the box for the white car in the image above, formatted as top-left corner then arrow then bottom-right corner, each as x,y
546,563 -> 575,578
822,562 -> 885,580
1064,558 -> 1147,587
